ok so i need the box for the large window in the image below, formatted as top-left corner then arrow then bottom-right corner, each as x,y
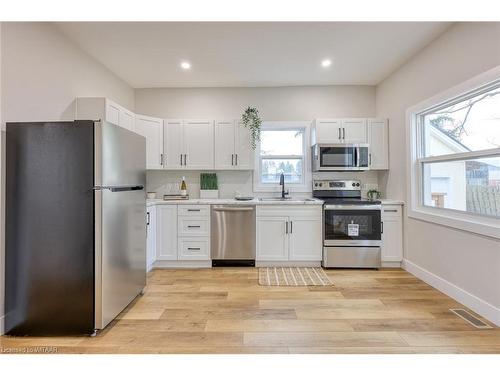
408,70 -> 500,238
254,122 -> 311,192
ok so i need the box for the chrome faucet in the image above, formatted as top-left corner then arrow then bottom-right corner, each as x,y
279,173 -> 289,199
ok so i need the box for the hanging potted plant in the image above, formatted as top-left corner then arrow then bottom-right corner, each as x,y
241,107 -> 262,149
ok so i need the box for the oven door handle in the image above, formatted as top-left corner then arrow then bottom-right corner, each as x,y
324,204 -> 381,210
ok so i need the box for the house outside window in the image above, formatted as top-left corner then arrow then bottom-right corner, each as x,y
407,68 -> 500,238
254,122 -> 312,193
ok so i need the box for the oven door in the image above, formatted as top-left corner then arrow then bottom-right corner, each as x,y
312,144 -> 369,171
324,205 -> 381,246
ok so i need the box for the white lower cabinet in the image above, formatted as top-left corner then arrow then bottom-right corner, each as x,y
289,217 -> 323,261
156,205 -> 178,261
154,204 -> 211,266
256,206 -> 322,263
256,216 -> 289,261
146,205 -> 156,271
381,204 -> 403,262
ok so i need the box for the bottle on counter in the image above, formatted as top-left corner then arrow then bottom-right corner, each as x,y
180,176 -> 187,196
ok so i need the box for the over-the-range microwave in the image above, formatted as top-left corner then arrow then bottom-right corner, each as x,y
312,143 -> 370,171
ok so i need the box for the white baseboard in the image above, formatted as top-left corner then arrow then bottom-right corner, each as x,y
402,259 -> 500,326
381,261 -> 402,268
153,260 -> 211,268
255,261 -> 321,267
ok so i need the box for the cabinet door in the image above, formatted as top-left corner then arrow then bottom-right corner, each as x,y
105,100 -> 121,126
214,120 -> 236,169
135,115 -> 164,169
164,119 -> 184,169
381,206 -> 403,262
314,119 -> 342,143
146,206 -> 156,271
289,217 -> 323,261
342,119 -> 367,143
368,119 -> 389,170
256,216 -> 289,261
235,121 -> 254,170
178,238 -> 210,260
183,120 -> 214,170
119,108 -> 135,132
156,205 -> 178,260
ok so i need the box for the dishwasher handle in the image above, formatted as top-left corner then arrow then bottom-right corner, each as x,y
213,206 -> 254,212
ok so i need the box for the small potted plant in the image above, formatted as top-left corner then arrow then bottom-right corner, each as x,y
200,173 -> 219,199
241,107 -> 262,149
367,189 -> 381,201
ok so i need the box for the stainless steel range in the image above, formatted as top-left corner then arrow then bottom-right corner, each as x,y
313,179 -> 382,269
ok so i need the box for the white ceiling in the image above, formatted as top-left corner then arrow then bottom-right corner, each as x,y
55,22 -> 451,88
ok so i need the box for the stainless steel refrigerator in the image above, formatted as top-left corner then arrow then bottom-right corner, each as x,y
5,120 -> 147,335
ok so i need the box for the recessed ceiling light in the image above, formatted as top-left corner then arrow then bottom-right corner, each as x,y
321,59 -> 332,68
180,61 -> 191,70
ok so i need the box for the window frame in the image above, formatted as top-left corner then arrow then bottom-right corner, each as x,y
253,121 -> 312,193
406,65 -> 500,239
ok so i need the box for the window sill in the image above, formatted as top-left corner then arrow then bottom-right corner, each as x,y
408,206 -> 500,240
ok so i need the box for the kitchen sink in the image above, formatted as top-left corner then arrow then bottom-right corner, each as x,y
258,197 -> 318,202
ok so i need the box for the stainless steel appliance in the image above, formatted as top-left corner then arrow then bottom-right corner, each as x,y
211,205 -> 256,266
313,179 -> 382,268
5,120 -> 146,335
312,143 -> 370,171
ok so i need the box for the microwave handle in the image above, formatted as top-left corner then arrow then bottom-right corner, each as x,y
356,147 -> 360,167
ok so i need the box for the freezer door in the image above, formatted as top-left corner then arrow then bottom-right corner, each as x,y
95,122 -> 147,329
100,121 -> 146,187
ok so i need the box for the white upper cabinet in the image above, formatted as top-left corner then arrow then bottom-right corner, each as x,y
215,120 -> 236,169
311,119 -> 343,144
235,121 -> 254,169
164,119 -> 185,169
135,114 -> 164,169
341,118 -> 367,143
183,120 -> 214,170
76,97 -> 134,131
215,120 -> 254,170
164,119 -> 214,170
312,118 -> 367,144
368,118 -> 389,170
119,108 -> 135,132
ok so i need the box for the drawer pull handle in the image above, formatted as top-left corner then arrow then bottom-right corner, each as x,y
187,247 -> 201,251
187,225 -> 201,228
384,209 -> 398,212
187,209 -> 201,212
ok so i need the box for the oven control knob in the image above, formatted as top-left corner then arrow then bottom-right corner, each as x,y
314,183 -> 318,187
352,183 -> 356,187
356,183 -> 360,187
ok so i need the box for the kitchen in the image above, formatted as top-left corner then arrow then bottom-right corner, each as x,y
0,16 -> 500,364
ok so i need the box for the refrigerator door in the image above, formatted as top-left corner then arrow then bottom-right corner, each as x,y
5,121 -> 95,335
94,122 -> 147,329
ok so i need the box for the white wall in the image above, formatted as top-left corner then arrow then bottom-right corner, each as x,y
136,85 -> 378,196
1,22 -> 135,122
376,22 -> 500,324
0,22 -> 136,335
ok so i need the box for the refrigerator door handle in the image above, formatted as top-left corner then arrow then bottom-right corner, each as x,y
93,185 -> 144,192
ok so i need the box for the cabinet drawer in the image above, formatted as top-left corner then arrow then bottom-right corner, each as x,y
381,205 -> 402,218
178,238 -> 210,260
178,205 -> 210,217
178,217 -> 210,236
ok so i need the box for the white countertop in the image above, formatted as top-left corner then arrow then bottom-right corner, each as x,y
147,197 -> 403,206
380,199 -> 405,205
147,198 -> 324,206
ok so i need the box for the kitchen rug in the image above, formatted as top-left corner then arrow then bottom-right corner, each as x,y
258,267 -> 333,286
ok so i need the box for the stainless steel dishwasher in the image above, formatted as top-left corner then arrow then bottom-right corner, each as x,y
211,205 -> 256,267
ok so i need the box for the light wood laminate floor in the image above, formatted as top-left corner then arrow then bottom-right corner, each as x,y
1,268 -> 499,354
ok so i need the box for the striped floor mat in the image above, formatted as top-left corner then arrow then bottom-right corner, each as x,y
258,267 -> 333,286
